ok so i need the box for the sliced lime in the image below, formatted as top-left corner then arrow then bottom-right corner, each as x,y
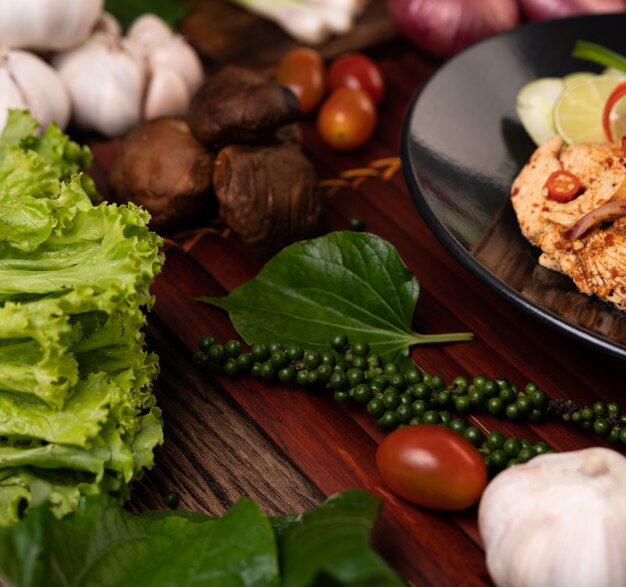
516,77 -> 563,146
553,74 -> 624,145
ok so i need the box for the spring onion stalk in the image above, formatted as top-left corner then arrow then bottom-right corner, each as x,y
227,0 -> 366,43
572,40 -> 626,74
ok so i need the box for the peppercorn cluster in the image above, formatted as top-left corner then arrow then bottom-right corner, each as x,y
193,333 -> 620,476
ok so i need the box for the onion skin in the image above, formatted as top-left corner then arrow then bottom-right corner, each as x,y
519,0 -> 626,21
386,0 -> 520,58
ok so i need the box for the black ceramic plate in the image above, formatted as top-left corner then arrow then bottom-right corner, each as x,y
402,13 -> 626,361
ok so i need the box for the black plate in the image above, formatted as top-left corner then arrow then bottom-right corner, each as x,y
402,13 -> 626,361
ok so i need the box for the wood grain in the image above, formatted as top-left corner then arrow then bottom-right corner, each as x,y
85,11 -> 626,585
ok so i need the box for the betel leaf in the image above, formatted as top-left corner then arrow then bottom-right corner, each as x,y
0,491 -> 405,587
272,490 -> 405,587
201,232 -> 472,362
105,0 -> 191,29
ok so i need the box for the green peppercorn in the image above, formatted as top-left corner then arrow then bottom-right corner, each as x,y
192,351 -> 209,368
164,491 -> 180,508
430,375 -> 445,390
411,400 -> 428,417
449,418 -> 467,434
486,431 -> 505,451
259,361 -> 276,380
384,362 -> 399,376
469,389 -> 485,407
517,446 -> 536,463
330,333 -> 349,352
452,375 -> 469,390
334,390 -> 350,403
198,336 -> 215,353
383,389 -> 400,410
463,426 -> 483,447
423,410 -> 441,425
353,384 -> 373,404
224,339 -> 243,358
286,345 -> 304,362
396,404 -> 413,423
499,386 -> 517,404
530,389 -> 548,408
349,217 -> 365,231
250,344 -> 270,362
439,411 -> 452,426
515,395 -> 533,415
593,401 -> 608,417
534,441 -> 550,454
316,363 -> 333,382
296,370 -> 309,386
250,363 -> 262,378
486,397 -> 504,416
347,367 -> 365,386
236,352 -> 253,371
307,370 -> 319,384
269,342 -> 284,353
490,449 -> 508,470
608,402 -> 621,419
367,398 -> 385,417
593,418 -> 611,436
278,366 -> 296,383
207,344 -> 225,364
303,350 -> 322,369
455,395 -> 472,414
412,383 -> 429,400
503,438 -> 522,457
406,369 -> 423,384
473,376 -> 487,390
271,350 -> 289,369
222,358 -> 240,377
505,404 -> 519,421
379,411 -> 399,430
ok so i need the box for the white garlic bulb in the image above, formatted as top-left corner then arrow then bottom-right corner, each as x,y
0,0 -> 104,51
0,49 -> 70,132
53,32 -> 147,137
478,447 -> 626,587
53,12 -> 204,137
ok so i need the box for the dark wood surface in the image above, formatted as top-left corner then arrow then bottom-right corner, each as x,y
89,3 -> 626,585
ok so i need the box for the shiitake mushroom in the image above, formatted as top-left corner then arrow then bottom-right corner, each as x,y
213,138 -> 320,251
109,118 -> 214,232
187,65 -> 300,149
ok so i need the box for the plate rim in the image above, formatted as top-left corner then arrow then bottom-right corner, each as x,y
400,14 -> 626,362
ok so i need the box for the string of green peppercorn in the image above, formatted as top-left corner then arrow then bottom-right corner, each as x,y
192,333 -> 623,476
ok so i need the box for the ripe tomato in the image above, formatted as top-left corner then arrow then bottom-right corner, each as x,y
327,53 -> 385,105
275,48 -> 326,115
376,425 -> 488,510
317,88 -> 377,151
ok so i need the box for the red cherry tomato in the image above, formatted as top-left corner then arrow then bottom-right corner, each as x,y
544,170 -> 581,202
327,53 -> 385,105
376,425 -> 488,510
317,88 -> 377,151
275,48 -> 326,115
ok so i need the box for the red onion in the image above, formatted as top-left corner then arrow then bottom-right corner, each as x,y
386,0 -> 520,58
566,201 -> 626,240
520,0 -> 626,22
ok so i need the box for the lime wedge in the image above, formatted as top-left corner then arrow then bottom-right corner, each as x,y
516,78 -> 563,146
553,75 -> 624,145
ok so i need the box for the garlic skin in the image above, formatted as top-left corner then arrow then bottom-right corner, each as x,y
0,49 -> 70,132
0,0 -> 104,51
478,447 -> 626,587
127,14 -> 173,51
53,33 -> 147,138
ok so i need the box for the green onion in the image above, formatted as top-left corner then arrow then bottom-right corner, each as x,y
572,40 -> 626,74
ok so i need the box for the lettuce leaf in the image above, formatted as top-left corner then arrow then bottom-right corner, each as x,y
0,111 -> 164,526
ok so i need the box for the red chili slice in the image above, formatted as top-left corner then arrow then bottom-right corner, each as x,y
602,81 -> 626,143
544,170 -> 581,202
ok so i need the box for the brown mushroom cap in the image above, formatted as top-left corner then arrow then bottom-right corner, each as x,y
213,140 -> 320,251
109,118 -> 214,232
188,65 -> 300,149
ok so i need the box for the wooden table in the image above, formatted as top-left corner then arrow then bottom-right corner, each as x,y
91,3 -> 626,585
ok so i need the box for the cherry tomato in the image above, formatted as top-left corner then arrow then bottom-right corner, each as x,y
543,170 -> 581,202
275,48 -> 326,115
327,53 -> 385,105
376,425 -> 488,510
317,88 -> 377,151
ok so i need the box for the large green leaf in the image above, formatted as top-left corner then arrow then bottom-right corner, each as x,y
201,232 -> 472,362
0,491 -> 405,587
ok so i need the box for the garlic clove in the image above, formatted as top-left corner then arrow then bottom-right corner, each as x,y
5,50 -> 71,131
94,11 -> 123,39
0,67 -> 27,133
143,68 -> 191,120
127,13 -> 174,52
54,36 -> 147,137
0,0 -> 104,51
148,36 -> 204,94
